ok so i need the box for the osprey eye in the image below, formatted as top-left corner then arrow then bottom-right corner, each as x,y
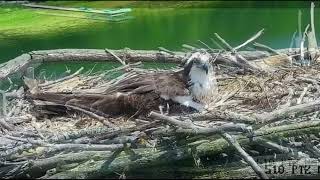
194,58 -> 201,64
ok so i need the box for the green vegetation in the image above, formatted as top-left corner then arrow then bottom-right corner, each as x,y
0,0 -> 313,38
0,4 -> 98,37
0,1 -> 214,38
37,1 -> 217,9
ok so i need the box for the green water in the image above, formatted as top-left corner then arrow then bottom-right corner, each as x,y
0,2 -> 316,61
0,2 -> 318,178
0,1 -> 317,79
34,61 -> 177,80
0,1 -> 320,83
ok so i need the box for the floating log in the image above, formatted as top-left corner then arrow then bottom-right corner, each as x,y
0,54 -> 32,81
0,48 -> 308,81
22,4 -> 130,15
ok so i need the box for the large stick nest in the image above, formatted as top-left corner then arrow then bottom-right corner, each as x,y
2,56 -> 320,178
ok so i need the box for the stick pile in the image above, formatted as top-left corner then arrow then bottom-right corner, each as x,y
1,2 -> 320,179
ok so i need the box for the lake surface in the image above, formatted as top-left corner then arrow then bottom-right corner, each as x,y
0,3 -> 317,60
0,2 -> 317,74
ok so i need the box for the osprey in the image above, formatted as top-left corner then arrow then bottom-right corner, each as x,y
28,51 -> 216,117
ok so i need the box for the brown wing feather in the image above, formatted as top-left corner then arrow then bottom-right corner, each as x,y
154,71 -> 190,97
112,70 -> 190,97
28,70 -> 189,117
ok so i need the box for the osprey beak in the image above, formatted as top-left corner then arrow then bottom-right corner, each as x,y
202,64 -> 208,74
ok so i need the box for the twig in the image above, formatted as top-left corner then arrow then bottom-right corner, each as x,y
297,84 -> 311,104
210,38 -> 224,50
5,77 -> 13,92
149,111 -> 249,134
4,135 -> 45,145
35,99 -> 116,128
158,47 -> 175,55
221,133 -> 269,179
289,30 -> 297,50
307,144 -> 320,157
0,143 -> 34,159
44,143 -> 128,154
182,44 -> 197,51
48,126 -> 120,143
253,42 -> 280,55
234,29 -> 264,51
39,67 -> 84,87
308,2 -> 318,60
105,48 -> 126,65
235,54 -> 261,71
86,63 -> 98,75
191,110 -> 256,124
280,87 -> 294,108
0,90 -> 12,130
91,120 -> 161,142
296,76 -> 320,93
254,138 -> 308,159
197,40 -> 216,53
24,151 -> 113,178
64,104 -> 116,128
0,90 -> 7,117
98,134 -> 143,145
0,118 -> 14,131
5,88 -> 24,99
300,24 -> 310,61
255,98 -> 320,124
210,50 -> 222,64
214,33 -> 234,51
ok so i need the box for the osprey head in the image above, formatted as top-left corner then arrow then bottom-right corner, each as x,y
182,50 -> 216,102
184,50 -> 213,76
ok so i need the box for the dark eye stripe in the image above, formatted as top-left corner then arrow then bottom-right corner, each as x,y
194,58 -> 201,64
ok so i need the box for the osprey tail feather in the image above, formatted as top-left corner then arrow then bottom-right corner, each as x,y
27,91 -> 159,117
27,92 -> 106,116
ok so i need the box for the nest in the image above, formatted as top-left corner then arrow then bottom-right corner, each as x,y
2,57 -> 320,179
2,1 -> 320,177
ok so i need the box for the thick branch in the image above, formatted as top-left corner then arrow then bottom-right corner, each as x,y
254,99 -> 320,124
149,111 -> 249,134
221,133 -> 269,179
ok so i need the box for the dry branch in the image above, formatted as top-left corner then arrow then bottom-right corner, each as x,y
253,42 -> 280,55
300,24 -> 310,62
27,118 -> 320,179
234,29 -> 264,51
189,111 -> 256,124
39,67 -> 84,87
158,47 -> 175,55
105,48 -> 126,65
44,143 -> 128,154
254,99 -> 320,124
149,111 -> 249,134
0,47 -> 318,81
221,133 -> 269,179
308,2 -> 318,60
214,33 -> 234,51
